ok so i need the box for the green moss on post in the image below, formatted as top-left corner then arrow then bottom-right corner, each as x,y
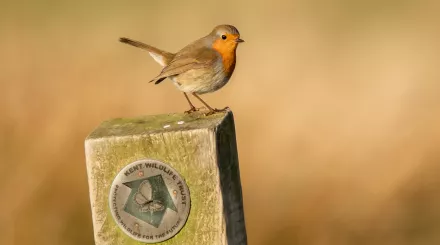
85,110 -> 247,245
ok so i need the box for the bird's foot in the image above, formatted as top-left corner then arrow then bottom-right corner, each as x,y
204,107 -> 230,116
215,106 -> 230,112
184,106 -> 199,114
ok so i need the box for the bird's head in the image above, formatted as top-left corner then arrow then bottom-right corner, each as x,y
209,25 -> 244,55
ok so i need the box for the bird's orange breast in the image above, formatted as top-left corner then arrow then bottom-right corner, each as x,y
212,38 -> 237,76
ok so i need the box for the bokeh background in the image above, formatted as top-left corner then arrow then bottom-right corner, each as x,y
1,0 -> 440,244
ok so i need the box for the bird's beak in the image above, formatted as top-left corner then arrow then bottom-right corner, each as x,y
235,38 -> 245,43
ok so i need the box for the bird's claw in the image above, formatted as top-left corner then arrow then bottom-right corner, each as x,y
204,107 -> 230,116
214,106 -> 230,112
184,107 -> 199,114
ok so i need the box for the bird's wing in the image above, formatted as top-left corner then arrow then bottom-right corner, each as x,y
149,46 -> 218,84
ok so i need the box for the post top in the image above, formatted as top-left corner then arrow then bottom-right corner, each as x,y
86,109 -> 233,140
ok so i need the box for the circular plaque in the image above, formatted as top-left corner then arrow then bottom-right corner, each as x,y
109,159 -> 191,243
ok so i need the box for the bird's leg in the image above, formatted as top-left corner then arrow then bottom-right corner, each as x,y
191,93 -> 214,111
191,93 -> 229,116
183,92 -> 199,114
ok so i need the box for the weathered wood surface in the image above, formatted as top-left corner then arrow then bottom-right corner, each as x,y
84,110 -> 247,245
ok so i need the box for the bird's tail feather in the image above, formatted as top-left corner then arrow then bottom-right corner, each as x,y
149,77 -> 167,84
119,37 -> 174,66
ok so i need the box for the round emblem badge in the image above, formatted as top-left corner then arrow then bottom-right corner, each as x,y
109,159 -> 191,243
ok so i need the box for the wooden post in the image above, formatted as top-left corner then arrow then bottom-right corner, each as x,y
84,110 -> 247,245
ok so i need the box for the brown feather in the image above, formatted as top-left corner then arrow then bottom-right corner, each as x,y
119,37 -> 175,65
149,45 -> 219,84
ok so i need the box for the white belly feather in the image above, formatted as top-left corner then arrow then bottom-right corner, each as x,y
170,61 -> 230,94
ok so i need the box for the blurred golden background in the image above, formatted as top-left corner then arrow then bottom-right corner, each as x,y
1,0 -> 440,244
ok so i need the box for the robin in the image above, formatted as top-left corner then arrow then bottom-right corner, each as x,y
119,24 -> 244,116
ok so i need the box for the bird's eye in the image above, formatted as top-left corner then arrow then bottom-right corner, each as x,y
221,35 -> 227,40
